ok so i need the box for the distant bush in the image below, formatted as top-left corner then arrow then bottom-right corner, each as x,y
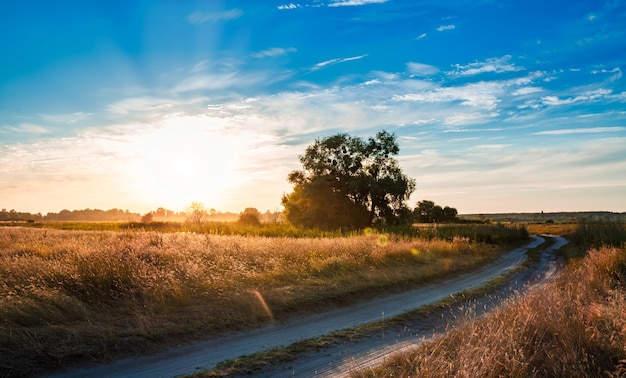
238,208 -> 262,226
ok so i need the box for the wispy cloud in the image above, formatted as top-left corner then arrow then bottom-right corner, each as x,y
187,9 -> 243,24
447,55 -> 524,76
406,62 -> 439,76
393,81 -> 504,111
415,33 -> 427,40
2,123 -> 51,134
277,3 -> 302,10
539,89 -> 613,107
107,97 -> 176,115
512,87 -> 544,96
328,0 -> 388,7
39,111 -> 92,124
251,47 -> 297,59
437,24 -> 455,31
309,54 -> 368,71
472,144 -> 512,151
533,127 -> 625,135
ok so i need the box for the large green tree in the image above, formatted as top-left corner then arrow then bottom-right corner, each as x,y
282,131 -> 416,229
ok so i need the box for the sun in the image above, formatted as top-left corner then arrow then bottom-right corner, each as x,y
127,117 -> 241,211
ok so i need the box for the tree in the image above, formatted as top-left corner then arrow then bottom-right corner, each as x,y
282,130 -> 416,229
141,212 -> 154,223
185,201 -> 209,224
238,207 -> 262,226
414,200 -> 458,223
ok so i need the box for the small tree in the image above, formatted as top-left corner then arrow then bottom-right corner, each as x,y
238,207 -> 262,226
185,201 -> 209,225
141,212 -> 154,223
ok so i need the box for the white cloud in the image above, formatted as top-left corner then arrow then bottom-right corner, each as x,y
512,87 -> 543,96
277,3 -> 302,10
539,89 -> 613,107
406,62 -> 439,76
172,71 -> 275,93
437,24 -> 455,31
444,112 -> 499,125
187,9 -> 243,24
310,54 -> 368,71
415,33 -> 427,40
251,47 -> 297,58
591,67 -> 621,74
447,55 -> 524,76
107,97 -> 177,115
328,0 -> 388,7
393,81 -> 504,111
533,127 -> 625,135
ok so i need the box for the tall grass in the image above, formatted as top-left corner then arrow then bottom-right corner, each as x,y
355,245 -> 626,377
574,220 -> 626,250
21,221 -> 530,243
419,223 -> 529,244
0,227 -> 507,377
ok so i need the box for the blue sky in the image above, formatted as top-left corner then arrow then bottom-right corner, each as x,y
1,0 -> 625,215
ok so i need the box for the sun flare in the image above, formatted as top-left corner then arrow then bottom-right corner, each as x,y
127,117 -> 241,211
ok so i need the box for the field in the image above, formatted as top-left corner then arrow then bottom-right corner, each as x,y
0,224 -> 527,377
354,221 -> 626,377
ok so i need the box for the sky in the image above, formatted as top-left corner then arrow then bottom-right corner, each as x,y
1,0 -> 625,215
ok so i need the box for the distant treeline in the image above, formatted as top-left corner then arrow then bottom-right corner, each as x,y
0,207 -> 245,223
460,211 -> 626,223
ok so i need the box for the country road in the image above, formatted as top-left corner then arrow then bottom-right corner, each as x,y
48,235 -> 566,378
254,235 -> 567,377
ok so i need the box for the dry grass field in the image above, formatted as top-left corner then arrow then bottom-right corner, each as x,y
354,223 -> 626,378
0,225 -> 518,376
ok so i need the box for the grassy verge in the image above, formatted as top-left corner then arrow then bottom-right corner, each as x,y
0,226 -> 525,377
354,244 -> 626,377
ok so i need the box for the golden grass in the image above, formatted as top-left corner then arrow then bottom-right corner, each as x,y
525,222 -> 577,236
0,227 -> 505,376
354,245 -> 626,378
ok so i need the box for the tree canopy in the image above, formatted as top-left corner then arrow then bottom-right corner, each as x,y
414,200 -> 458,223
238,207 -> 262,226
282,130 -> 416,229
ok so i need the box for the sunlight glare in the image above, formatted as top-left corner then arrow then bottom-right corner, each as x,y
128,116 -> 241,211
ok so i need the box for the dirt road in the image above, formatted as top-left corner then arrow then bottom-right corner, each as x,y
49,236 -> 561,378
252,235 -> 567,377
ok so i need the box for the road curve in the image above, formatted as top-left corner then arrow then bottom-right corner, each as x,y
282,235 -> 568,378
48,236 -> 547,378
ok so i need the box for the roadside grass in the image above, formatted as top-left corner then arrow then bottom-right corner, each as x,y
574,220 -> 626,250
526,222 -> 577,237
353,244 -> 626,377
0,225 -> 524,377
